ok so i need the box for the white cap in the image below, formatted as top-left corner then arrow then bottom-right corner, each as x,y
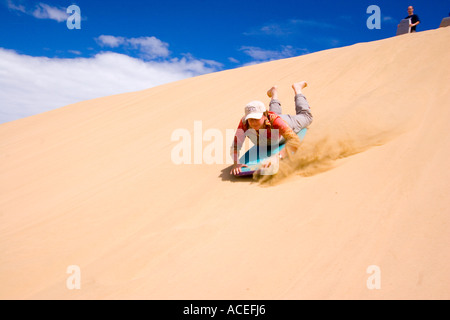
244,100 -> 266,121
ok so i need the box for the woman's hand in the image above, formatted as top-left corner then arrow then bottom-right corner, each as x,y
258,154 -> 280,175
230,163 -> 248,176
260,159 -> 274,169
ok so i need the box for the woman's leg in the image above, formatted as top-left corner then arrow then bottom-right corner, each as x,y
292,81 -> 310,114
267,86 -> 283,115
266,82 -> 313,133
290,81 -> 313,132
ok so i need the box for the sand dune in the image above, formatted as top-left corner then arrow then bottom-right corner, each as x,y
1,27 -> 449,299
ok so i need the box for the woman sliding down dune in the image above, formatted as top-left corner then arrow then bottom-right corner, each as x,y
230,81 -> 314,176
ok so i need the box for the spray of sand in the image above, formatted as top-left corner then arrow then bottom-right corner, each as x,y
256,98 -> 413,186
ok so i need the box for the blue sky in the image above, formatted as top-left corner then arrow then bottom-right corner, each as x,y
1,0 -> 449,123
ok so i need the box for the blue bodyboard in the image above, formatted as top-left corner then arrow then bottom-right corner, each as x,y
237,128 -> 307,176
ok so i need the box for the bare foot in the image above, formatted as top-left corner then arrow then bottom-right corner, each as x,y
292,81 -> 308,95
267,86 -> 278,99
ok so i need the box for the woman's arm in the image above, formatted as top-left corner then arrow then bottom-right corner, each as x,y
272,117 -> 302,159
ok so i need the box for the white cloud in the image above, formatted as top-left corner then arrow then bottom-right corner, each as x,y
7,1 -> 68,22
127,37 -> 170,59
240,45 -> 308,62
96,35 -> 126,48
259,23 -> 288,36
383,16 -> 397,24
0,48 -> 222,124
32,3 -> 67,22
68,50 -> 82,55
96,35 -> 170,60
289,19 -> 335,29
245,19 -> 335,36
6,0 -> 26,13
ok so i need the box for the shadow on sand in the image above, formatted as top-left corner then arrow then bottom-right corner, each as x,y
218,165 -> 256,183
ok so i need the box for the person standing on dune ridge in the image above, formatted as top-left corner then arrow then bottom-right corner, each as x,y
404,6 -> 421,32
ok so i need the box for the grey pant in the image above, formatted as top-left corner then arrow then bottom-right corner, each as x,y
269,94 -> 313,133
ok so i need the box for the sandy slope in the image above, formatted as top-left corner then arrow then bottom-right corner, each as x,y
1,27 -> 449,299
